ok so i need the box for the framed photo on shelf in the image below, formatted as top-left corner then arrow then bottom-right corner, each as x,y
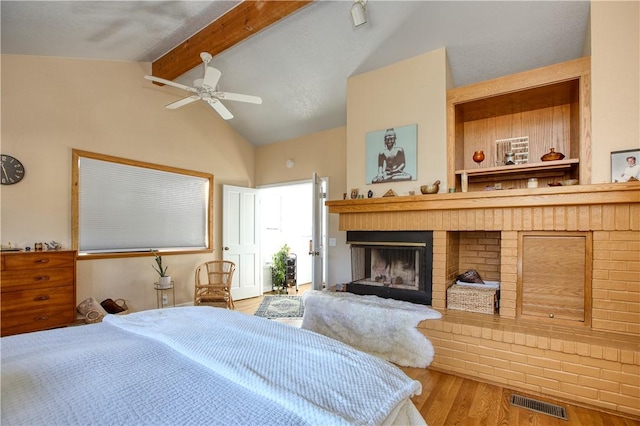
611,149 -> 640,183
366,124 -> 417,184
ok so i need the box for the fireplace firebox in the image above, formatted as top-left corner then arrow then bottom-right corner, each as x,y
346,231 -> 433,305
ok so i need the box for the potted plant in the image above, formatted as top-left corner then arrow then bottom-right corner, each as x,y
151,250 -> 171,288
271,244 -> 290,294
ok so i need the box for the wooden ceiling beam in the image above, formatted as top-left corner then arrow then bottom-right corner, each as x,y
152,0 -> 313,81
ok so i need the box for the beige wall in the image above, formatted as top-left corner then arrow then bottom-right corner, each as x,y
347,48 -> 450,194
255,126 -> 349,285
591,0 -> 640,183
256,48 -> 450,285
0,55 -> 255,311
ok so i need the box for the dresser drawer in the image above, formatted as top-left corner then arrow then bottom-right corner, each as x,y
1,308 -> 76,336
1,286 -> 75,336
2,251 -> 75,271
1,285 -> 75,314
1,268 -> 75,292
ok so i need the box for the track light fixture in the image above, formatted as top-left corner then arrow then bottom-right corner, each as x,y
350,0 -> 367,28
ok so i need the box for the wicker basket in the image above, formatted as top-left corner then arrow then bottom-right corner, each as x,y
114,298 -> 129,315
447,284 -> 497,314
84,310 -> 104,324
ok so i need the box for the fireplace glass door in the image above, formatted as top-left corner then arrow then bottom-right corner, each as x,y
351,244 -> 423,291
346,230 -> 433,305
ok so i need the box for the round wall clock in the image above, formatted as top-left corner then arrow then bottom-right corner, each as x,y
1,154 -> 25,185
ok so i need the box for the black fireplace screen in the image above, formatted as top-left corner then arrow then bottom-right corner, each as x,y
351,245 -> 422,290
346,231 -> 433,305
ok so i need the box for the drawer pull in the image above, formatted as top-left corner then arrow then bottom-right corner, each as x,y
34,258 -> 50,264
35,315 -> 50,321
34,295 -> 50,301
34,275 -> 50,281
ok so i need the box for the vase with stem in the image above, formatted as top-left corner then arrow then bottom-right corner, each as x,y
472,150 -> 485,168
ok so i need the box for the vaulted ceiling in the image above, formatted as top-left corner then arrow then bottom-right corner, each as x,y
1,1 -> 591,146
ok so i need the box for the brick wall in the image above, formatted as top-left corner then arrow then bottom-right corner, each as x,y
431,231 -> 448,310
420,313 -> 640,418
500,231 -> 518,318
592,231 -> 640,334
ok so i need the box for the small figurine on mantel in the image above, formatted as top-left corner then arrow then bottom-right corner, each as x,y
44,241 -> 62,250
367,190 -> 373,198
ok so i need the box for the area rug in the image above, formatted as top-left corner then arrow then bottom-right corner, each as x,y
301,290 -> 442,368
254,295 -> 304,319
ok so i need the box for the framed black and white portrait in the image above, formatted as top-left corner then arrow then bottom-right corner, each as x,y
366,124 -> 417,184
611,149 -> 640,182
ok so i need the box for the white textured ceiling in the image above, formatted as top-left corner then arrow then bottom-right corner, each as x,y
1,1 -> 590,146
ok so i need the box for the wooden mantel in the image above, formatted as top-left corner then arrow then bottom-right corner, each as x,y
327,183 -> 640,216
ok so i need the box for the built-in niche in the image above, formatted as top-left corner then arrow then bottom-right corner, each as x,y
444,231 -> 502,314
455,231 -> 502,283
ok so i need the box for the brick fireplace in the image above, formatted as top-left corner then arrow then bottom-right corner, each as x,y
327,183 -> 640,419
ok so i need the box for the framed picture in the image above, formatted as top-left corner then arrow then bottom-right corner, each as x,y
366,124 -> 417,184
611,149 -> 640,182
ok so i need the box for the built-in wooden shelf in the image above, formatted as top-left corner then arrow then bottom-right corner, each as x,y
446,57 -> 591,191
456,158 -> 580,186
455,158 -> 579,177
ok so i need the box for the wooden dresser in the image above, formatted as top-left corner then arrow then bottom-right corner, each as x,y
1,250 -> 76,337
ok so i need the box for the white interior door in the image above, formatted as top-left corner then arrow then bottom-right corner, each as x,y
311,173 -> 326,290
223,185 -> 261,300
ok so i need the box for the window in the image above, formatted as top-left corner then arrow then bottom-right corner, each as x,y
72,150 -> 213,258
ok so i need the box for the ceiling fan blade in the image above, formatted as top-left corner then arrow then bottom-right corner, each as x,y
166,95 -> 200,109
216,91 -> 263,104
144,75 -> 197,93
205,99 -> 233,120
202,66 -> 222,89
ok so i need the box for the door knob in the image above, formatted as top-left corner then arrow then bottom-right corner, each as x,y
223,246 -> 230,251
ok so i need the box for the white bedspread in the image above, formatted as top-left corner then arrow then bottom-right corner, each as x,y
1,306 -> 424,426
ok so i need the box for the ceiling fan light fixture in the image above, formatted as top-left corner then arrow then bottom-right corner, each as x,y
144,51 -> 261,121
350,0 -> 367,28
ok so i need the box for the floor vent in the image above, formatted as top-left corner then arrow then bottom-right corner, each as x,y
510,394 -> 568,420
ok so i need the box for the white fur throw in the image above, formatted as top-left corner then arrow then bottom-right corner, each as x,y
301,290 -> 442,368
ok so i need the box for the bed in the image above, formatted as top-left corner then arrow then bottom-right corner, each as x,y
1,306 -> 426,426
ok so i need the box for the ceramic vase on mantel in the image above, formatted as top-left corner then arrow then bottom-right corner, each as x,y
158,276 -> 172,289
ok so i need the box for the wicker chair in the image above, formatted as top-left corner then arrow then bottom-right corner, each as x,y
194,260 -> 236,309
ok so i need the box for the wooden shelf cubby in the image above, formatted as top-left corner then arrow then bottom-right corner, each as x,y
447,57 -> 591,192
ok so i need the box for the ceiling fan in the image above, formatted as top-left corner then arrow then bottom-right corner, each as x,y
144,52 -> 262,120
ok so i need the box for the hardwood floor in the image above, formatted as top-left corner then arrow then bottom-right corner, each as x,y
234,285 -> 639,426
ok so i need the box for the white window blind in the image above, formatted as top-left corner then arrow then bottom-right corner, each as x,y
76,153 -> 211,255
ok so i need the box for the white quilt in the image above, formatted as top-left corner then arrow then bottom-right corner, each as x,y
1,306 -> 424,426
